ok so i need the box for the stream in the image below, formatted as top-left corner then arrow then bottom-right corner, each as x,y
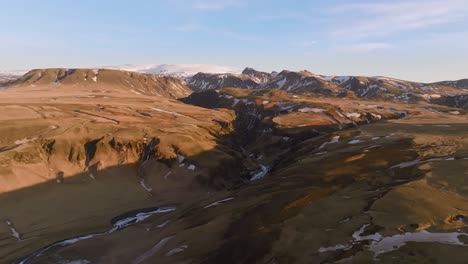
17,206 -> 176,264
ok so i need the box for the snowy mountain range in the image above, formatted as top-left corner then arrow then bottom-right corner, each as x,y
102,64 -> 241,79
2,65 -> 467,102
0,64 -> 241,84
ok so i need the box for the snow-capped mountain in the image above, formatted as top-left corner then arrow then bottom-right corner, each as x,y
0,70 -> 27,86
103,64 -> 241,79
0,70 -> 28,80
185,67 -> 468,108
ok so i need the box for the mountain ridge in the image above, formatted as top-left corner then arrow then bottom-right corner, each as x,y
185,67 -> 468,109
3,64 -> 468,89
8,68 -> 191,99
5,66 -> 468,108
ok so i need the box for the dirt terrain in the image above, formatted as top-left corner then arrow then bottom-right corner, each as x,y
0,70 -> 467,264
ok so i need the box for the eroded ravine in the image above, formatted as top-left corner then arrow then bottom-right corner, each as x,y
4,90 -> 468,264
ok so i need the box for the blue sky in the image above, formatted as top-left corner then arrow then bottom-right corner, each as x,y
1,0 -> 468,82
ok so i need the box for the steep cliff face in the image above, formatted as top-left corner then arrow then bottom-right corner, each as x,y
0,99 -> 240,194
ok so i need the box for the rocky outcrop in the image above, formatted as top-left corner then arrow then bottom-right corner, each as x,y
431,94 -> 468,109
241,67 -> 274,83
433,79 -> 468,89
188,72 -> 259,91
260,70 -> 343,95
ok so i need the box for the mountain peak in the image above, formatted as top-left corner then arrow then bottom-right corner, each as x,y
241,67 -> 274,83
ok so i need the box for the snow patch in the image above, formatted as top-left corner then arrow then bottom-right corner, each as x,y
15,137 -> 37,145
298,107 -> 325,113
163,171 -> 172,180
110,207 -> 176,233
204,197 -> 234,208
391,156 -> 454,169
340,224 -> 468,257
348,139 -> 364,145
250,164 -> 269,181
5,220 -> 21,241
150,107 -> 194,119
319,136 -> 340,149
139,179 -> 153,193
61,260 -> 91,264
346,112 -> 361,118
318,244 -> 352,253
177,155 -> 185,163
165,245 -> 188,257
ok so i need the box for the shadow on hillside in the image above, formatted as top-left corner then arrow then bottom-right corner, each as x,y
361,121 -> 468,136
0,126 -> 250,263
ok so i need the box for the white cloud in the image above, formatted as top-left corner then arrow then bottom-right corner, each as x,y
331,0 -> 468,38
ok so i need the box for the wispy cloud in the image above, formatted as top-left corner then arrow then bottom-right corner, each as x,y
348,42 -> 394,52
220,30 -> 260,41
175,23 -> 201,32
192,0 -> 243,10
257,11 -> 308,21
331,0 -> 468,38
175,22 -> 259,41
290,40 -> 318,48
